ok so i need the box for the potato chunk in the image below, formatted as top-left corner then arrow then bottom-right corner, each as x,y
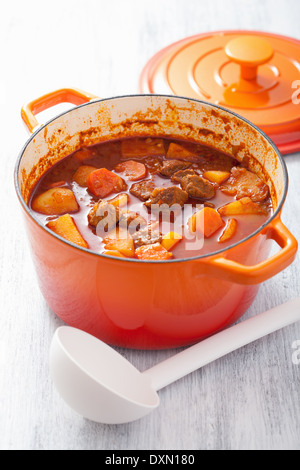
218,218 -> 238,243
121,138 -> 165,159
161,232 -> 182,251
218,197 -> 267,216
188,207 -> 224,238
203,171 -> 230,185
103,236 -> 135,257
166,143 -> 198,162
47,214 -> 88,248
73,165 -> 98,186
32,188 -> 79,215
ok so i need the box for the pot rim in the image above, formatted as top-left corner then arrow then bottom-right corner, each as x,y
14,93 -> 288,264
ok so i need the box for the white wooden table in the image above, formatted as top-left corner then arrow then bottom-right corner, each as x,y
1,0 -> 300,450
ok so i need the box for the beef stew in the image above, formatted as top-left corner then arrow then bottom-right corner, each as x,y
29,137 -> 272,260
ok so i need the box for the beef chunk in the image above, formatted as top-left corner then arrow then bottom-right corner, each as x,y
132,223 -> 162,247
119,210 -> 147,232
171,168 -> 198,184
144,186 -> 189,209
199,154 -> 238,172
181,175 -> 215,200
88,201 -> 120,231
144,156 -> 163,174
159,159 -> 191,178
130,180 -> 155,201
220,166 -> 269,202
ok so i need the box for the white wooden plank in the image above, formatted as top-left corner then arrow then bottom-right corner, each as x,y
0,0 -> 300,450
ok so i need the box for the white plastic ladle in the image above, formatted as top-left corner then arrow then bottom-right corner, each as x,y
50,298 -> 300,424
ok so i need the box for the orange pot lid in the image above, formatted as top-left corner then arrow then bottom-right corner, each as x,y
139,30 -> 300,155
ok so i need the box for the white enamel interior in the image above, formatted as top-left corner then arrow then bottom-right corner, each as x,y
17,95 -> 285,209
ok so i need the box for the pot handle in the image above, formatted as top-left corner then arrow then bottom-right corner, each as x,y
203,217 -> 298,285
21,88 -> 99,133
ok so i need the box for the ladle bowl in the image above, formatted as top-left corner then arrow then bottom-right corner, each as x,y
50,298 -> 300,424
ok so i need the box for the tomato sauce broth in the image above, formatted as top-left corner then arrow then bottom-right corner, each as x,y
29,137 -> 272,260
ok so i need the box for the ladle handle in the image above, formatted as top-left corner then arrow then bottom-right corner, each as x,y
144,298 -> 300,391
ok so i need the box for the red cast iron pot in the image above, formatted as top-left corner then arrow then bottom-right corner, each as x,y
15,88 -> 298,349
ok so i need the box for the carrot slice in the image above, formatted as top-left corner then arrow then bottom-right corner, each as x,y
218,218 -> 238,243
135,243 -> 173,261
32,188 -> 79,215
46,181 -> 66,189
188,207 -> 224,238
87,168 -> 126,198
115,160 -> 147,181
47,214 -> 88,248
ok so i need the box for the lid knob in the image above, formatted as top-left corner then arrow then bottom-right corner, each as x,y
225,36 -> 274,80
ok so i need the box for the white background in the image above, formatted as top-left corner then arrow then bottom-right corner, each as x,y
1,0 -> 300,450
